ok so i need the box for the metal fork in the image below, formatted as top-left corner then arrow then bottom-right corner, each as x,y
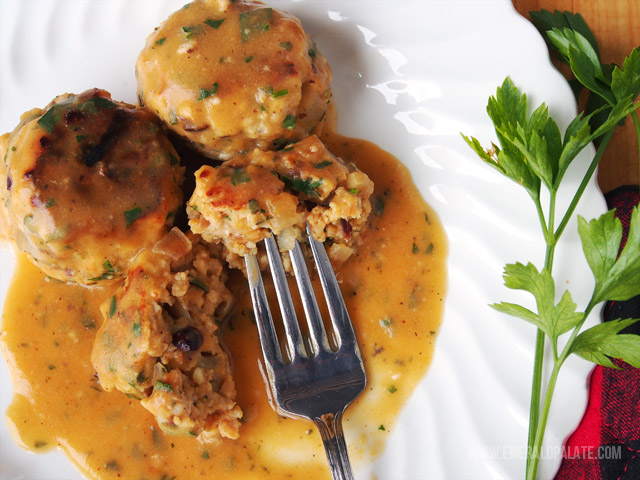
244,225 -> 367,480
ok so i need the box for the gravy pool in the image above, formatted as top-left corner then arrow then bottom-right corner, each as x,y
0,132 -> 446,479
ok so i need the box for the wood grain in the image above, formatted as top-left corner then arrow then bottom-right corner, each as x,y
512,0 -> 639,193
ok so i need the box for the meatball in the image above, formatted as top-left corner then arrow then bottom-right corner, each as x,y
91,228 -> 241,443
187,135 -> 374,269
0,89 -> 184,284
136,0 -> 332,160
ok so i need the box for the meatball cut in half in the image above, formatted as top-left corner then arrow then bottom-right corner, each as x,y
188,135 -> 374,269
92,228 -> 242,443
0,89 -> 183,284
136,0 -> 332,160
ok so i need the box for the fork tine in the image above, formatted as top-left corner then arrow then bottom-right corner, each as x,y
264,236 -> 306,360
244,253 -> 282,364
289,239 -> 330,355
305,224 -> 357,350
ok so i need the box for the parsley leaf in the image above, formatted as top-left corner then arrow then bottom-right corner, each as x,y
570,318 -> 640,368
493,262 -> 582,343
578,207 -> 640,304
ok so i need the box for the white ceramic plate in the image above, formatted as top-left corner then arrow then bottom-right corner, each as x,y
0,1 -> 606,479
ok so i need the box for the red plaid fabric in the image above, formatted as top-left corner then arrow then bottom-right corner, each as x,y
555,186 -> 640,480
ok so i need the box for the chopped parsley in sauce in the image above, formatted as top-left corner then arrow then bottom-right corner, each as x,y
197,83 -> 219,100
204,18 -> 225,29
239,8 -> 273,42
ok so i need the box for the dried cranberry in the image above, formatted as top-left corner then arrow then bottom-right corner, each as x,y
172,326 -> 203,352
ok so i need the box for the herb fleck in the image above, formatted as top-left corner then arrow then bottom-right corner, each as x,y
314,160 -> 332,169
154,381 -> 173,392
230,167 -> 251,186
189,276 -> 209,293
280,41 -> 292,51
239,8 -> 273,42
282,114 -> 296,129
281,175 -> 322,197
124,206 -> 142,228
155,37 -> 166,45
205,18 -> 225,29
248,199 -> 259,213
197,82 -> 219,101
37,107 -> 60,134
109,296 -> 117,318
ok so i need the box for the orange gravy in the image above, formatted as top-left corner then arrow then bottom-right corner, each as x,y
0,133 -> 447,479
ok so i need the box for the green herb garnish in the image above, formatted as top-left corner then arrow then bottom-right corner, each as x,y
197,82 -> 219,101
230,167 -> 251,186
154,381 -> 173,392
314,160 -> 332,169
109,296 -> 117,318
88,260 -> 116,282
155,37 -> 166,45
37,107 -> 60,134
189,276 -> 209,293
280,41 -> 292,51
462,13 -> 640,478
204,18 -> 225,29
248,199 -> 259,213
76,134 -> 89,143
124,207 -> 142,228
273,89 -> 289,98
239,8 -> 272,43
245,55 -> 254,63
282,114 -> 296,129
182,24 -> 203,40
45,198 -> 55,208
280,175 -> 322,197
132,322 -> 141,338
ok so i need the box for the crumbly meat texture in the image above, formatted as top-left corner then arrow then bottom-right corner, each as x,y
91,228 -> 241,443
136,0 -> 332,160
0,89 -> 184,284
187,135 -> 374,269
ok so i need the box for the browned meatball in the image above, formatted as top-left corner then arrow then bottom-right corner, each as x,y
187,135 -> 374,269
0,89 -> 184,284
136,0 -> 332,160
91,228 -> 241,443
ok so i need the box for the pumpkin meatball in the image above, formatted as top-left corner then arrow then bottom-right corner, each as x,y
136,0 -> 332,160
91,228 -> 241,443
0,89 -> 183,284
187,135 -> 374,269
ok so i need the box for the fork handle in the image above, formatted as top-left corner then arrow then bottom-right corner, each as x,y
313,410 -> 354,480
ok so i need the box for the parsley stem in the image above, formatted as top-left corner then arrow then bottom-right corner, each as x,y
554,129 -> 614,240
526,233 -> 557,473
527,357 -> 563,480
527,301 -> 597,480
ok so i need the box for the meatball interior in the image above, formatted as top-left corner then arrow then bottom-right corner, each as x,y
0,89 -> 183,284
136,0 -> 332,160
188,135 -> 374,269
91,228 -> 241,443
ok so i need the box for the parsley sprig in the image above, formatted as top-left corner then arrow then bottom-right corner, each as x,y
462,12 -> 640,480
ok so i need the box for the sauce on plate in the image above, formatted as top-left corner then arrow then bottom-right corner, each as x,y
0,132 -> 446,479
